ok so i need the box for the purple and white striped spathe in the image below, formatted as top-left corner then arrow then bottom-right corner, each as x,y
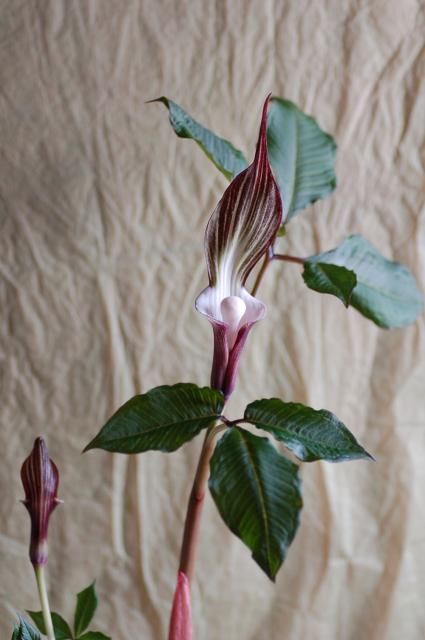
21,438 -> 60,567
196,95 -> 283,400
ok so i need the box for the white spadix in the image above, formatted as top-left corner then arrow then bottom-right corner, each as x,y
220,295 -> 246,325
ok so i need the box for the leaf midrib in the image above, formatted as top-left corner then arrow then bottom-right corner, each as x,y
251,419 -> 351,452
75,594 -> 96,636
287,108 -> 299,215
353,276 -> 422,304
238,430 -> 272,573
97,412 -> 219,444
312,258 -> 422,306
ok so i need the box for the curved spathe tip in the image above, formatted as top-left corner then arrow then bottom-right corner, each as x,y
203,96 -> 283,290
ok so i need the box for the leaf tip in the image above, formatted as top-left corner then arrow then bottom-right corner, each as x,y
350,446 -> 375,462
82,439 -> 97,454
145,96 -> 169,107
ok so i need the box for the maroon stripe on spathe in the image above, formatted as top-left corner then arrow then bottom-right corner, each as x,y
204,95 -> 283,290
21,437 -> 60,566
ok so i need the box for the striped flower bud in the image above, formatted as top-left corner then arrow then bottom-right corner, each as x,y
21,438 -> 61,567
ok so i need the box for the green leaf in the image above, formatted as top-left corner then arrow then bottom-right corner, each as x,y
25,613 -> 44,636
209,427 -> 302,580
152,97 -> 248,179
74,582 -> 98,637
12,616 -> 41,640
77,633 -> 111,640
27,611 -> 72,640
306,235 -> 424,328
154,96 -> 337,228
267,98 -> 337,222
302,262 -> 357,306
51,613 -> 72,639
84,383 -> 224,454
245,398 -> 372,462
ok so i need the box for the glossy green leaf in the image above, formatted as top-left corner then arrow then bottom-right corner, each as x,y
12,616 -> 41,640
245,398 -> 372,462
209,427 -> 302,580
152,97 -> 248,179
302,262 -> 357,306
77,633 -> 111,640
84,384 -> 224,454
74,582 -> 98,637
27,611 -> 72,640
267,98 -> 337,222
306,235 -> 424,328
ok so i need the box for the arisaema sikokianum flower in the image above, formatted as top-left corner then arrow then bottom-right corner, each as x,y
195,95 -> 283,400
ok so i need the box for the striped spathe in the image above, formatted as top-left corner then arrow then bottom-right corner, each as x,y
21,438 -> 61,567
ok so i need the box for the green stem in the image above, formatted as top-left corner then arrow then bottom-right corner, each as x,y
34,565 -> 55,640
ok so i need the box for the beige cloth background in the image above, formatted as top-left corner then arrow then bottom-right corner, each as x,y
1,1 -> 424,638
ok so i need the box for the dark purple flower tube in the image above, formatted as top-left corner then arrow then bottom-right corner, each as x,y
21,438 -> 60,567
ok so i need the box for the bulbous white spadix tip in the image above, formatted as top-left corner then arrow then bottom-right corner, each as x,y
220,296 -> 246,328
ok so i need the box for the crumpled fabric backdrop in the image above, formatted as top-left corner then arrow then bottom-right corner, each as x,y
1,1 -> 424,638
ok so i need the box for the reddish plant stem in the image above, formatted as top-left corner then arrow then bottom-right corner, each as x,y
273,253 -> 305,264
251,248 -> 306,297
251,247 -> 274,296
178,428 -> 218,582
177,248 -> 307,584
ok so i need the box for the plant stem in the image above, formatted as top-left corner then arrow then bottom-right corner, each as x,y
251,247 -> 273,296
34,565 -> 55,640
178,428 -> 218,581
251,248 -> 306,297
273,253 -> 305,264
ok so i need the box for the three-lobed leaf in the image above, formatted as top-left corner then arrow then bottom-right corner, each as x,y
245,399 -> 371,462
27,611 -> 72,640
74,582 -> 98,638
305,235 -> 424,328
209,427 -> 302,581
84,383 -> 224,454
152,97 -> 248,179
267,98 -> 337,222
302,262 -> 357,306
12,616 -> 41,640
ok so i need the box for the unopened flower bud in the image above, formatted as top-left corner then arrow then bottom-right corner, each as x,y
169,571 -> 192,640
21,438 -> 61,567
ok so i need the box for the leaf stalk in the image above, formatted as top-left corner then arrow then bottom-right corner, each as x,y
251,246 -> 274,296
273,253 -> 305,264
